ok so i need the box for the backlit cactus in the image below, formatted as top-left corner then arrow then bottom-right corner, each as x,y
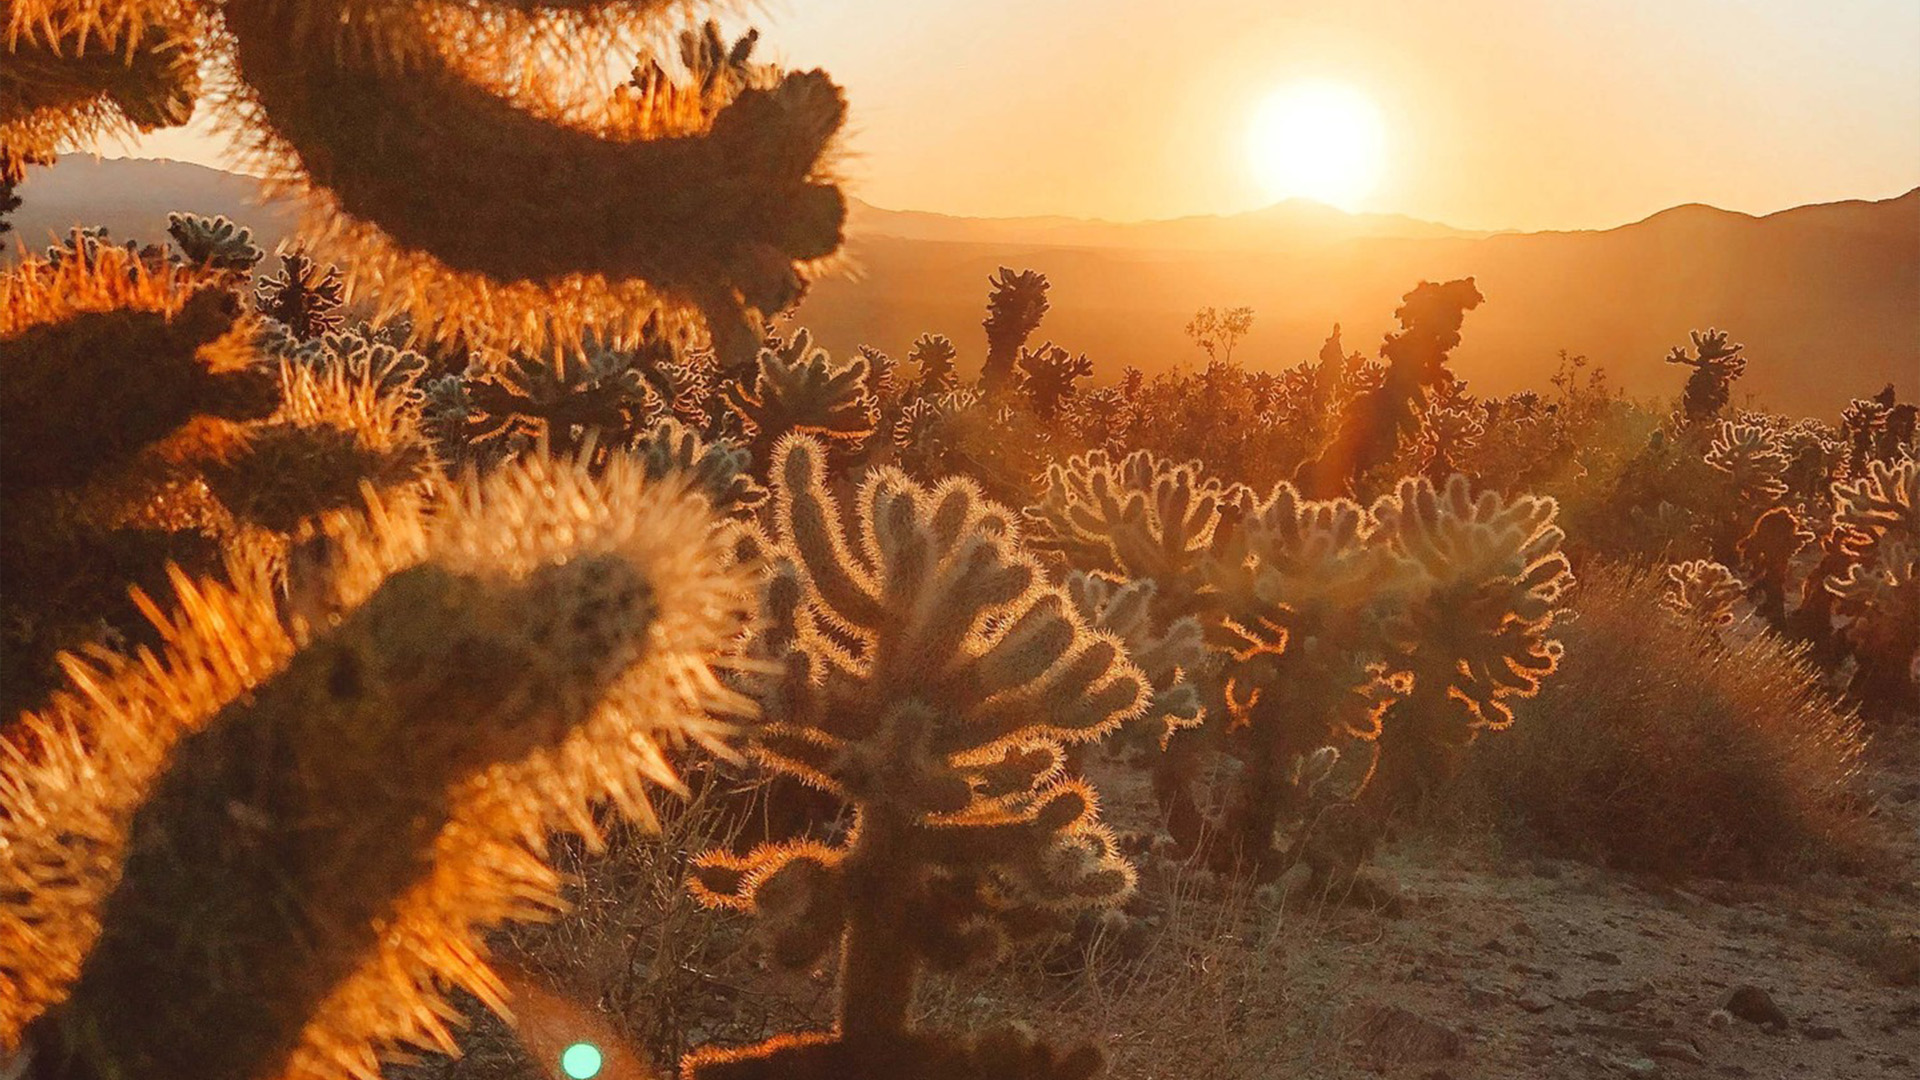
683,436 -> 1146,1080
1018,342 -> 1094,423
2,452 -> 752,1080
723,327 -> 876,461
6,0 -> 847,355
1706,419 -> 1790,509
1187,481 -> 1421,877
1365,474 -> 1572,808
0,4 -> 197,161
1663,558 -> 1746,628
907,332 -> 960,396
1828,458 -> 1920,709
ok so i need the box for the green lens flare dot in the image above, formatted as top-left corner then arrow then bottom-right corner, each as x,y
560,1043 -> 603,1080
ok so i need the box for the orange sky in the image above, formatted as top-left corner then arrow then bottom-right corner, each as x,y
126,0 -> 1920,231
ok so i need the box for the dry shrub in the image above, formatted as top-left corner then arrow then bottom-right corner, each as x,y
1458,563 -> 1872,879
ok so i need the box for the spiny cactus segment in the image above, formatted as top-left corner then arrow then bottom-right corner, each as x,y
682,435 -> 1145,1080
3,452 -> 752,1080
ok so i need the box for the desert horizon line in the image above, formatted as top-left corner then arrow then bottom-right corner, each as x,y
54,154 -> 1920,240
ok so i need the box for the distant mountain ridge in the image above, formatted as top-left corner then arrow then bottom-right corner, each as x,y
10,157 -> 1916,415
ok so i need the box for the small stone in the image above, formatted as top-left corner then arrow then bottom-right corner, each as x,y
1723,985 -> 1789,1031
1516,993 -> 1556,1014
1650,1040 -> 1705,1065
1804,1024 -> 1843,1041
1583,950 -> 1624,966
1707,1010 -> 1734,1031
1338,1002 -> 1466,1064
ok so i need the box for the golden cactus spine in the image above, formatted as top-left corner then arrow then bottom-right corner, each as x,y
683,435 -> 1146,1080
1,453 -> 752,1080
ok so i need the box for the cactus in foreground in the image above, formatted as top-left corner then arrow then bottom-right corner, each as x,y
2,453 -> 752,1080
0,8 -> 198,162
1188,483 -> 1419,878
6,0 -> 846,354
255,250 -> 347,340
1364,474 -> 1573,810
684,436 -> 1146,1080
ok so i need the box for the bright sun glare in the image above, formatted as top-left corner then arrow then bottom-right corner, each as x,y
1246,82 -> 1386,210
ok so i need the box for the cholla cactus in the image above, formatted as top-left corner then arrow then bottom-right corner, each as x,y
1064,572 -> 1206,752
165,212 -> 263,276
633,416 -> 766,517
1828,459 -> 1920,709
1297,278 -> 1483,498
465,332 -> 653,456
1663,559 -> 1747,627
200,357 -> 433,534
982,267 -> 1050,397
724,327 -> 876,461
1705,419 -> 1790,508
1019,342 -> 1094,424
1026,449 -> 1241,607
907,332 -> 960,396
256,251 -> 346,340
1828,539 -> 1919,711
0,7 -> 197,162
7,0 -> 847,356
2,452 -> 752,1080
684,436 -> 1145,1080
1365,475 -> 1572,807
1665,328 -> 1747,425
1737,506 -> 1814,628
1186,482 -> 1420,877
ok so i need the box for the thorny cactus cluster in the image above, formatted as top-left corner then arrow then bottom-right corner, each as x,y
1646,335 -> 1918,713
686,437 -> 1145,1079
1028,449 -> 1573,883
4,7 -> 1910,1077
2,455 -> 752,1080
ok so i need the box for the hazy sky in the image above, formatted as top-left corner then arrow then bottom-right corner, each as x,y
126,0 -> 1920,230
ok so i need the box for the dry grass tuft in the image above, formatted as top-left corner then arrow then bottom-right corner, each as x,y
1455,563 -> 1875,879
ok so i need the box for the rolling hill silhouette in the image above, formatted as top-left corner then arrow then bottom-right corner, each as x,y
11,157 -> 1915,415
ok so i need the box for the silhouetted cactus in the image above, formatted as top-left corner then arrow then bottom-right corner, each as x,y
3,452 -> 752,1080
466,332 -> 654,456
723,327 -> 876,461
1019,342 -> 1094,423
1665,328 -> 1747,425
256,251 -> 347,340
907,332 -> 960,396
1738,506 -> 1814,629
1298,278 -> 1483,497
683,436 -> 1145,1080
982,267 -> 1050,397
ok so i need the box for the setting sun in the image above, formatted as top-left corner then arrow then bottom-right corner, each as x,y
1246,81 -> 1386,210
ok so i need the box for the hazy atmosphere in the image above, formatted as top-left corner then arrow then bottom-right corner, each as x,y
126,0 -> 1920,229
5,2 -> 1919,1079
